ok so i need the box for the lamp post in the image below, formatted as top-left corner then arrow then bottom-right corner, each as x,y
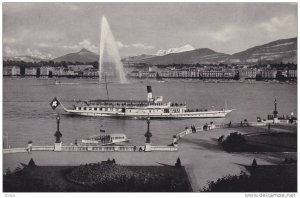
144,115 -> 152,151
54,113 -> 62,151
273,99 -> 279,124
54,113 -> 62,143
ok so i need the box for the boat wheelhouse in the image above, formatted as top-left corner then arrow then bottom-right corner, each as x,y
81,133 -> 129,146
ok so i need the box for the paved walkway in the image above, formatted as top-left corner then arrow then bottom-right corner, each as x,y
3,126 -> 296,191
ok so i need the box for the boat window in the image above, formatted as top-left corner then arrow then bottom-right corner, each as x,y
83,107 -> 86,110
100,108 -> 102,111
94,107 -> 97,111
78,107 -> 81,110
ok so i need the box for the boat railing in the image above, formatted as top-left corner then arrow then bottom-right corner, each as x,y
87,103 -> 150,108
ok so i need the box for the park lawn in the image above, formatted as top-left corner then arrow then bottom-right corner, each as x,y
244,132 -> 297,152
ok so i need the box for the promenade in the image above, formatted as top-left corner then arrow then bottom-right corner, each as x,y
3,124 -> 296,191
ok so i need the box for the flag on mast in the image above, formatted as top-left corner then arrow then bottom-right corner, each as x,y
50,97 -> 60,110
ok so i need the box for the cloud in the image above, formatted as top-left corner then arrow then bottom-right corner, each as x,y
117,41 -> 154,50
37,43 -> 51,48
3,46 -> 19,57
258,14 -> 297,33
60,39 -> 98,53
25,48 -> 54,59
3,37 -> 17,44
131,43 -> 155,50
117,41 -> 129,48
55,3 -> 80,11
208,26 -> 244,43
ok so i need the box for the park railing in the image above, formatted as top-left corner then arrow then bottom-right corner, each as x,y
3,148 -> 28,154
175,121 -> 271,141
151,146 -> 178,151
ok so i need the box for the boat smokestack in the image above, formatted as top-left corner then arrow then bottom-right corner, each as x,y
147,86 -> 153,101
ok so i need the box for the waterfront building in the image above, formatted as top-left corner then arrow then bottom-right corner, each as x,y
160,71 -> 170,78
238,69 -> 247,79
238,68 -> 257,79
83,68 -> 98,77
25,67 -> 37,76
40,66 -> 54,76
68,65 -> 94,72
245,69 -> 257,78
261,69 -> 277,79
53,67 -> 65,76
3,67 -> 12,76
3,66 -> 20,76
200,70 -> 224,78
223,69 -> 235,78
129,70 -> 140,78
148,71 -> 157,78
64,68 -> 75,76
287,70 -> 297,78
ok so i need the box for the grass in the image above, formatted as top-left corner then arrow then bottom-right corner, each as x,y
244,132 -> 297,152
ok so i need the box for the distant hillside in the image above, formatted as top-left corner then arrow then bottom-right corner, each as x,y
228,37 -> 297,64
3,56 -> 47,62
53,48 -> 99,63
4,37 -> 297,65
156,44 -> 195,56
122,54 -> 156,62
137,48 -> 229,65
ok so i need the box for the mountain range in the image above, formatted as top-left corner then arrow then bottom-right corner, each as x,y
53,48 -> 99,63
156,44 -> 195,56
4,37 -> 297,65
136,37 -> 297,65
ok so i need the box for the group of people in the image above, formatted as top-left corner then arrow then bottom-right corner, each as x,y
133,146 -> 145,152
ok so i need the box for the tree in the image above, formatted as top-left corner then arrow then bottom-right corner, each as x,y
233,71 -> 240,80
252,159 -> 257,167
175,157 -> 181,168
276,71 -> 286,81
28,158 -> 36,167
256,73 -> 262,81
221,132 -> 246,152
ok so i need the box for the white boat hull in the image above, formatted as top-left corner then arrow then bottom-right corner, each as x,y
63,108 -> 233,118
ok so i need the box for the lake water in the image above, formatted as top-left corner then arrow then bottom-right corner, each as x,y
3,78 -> 297,148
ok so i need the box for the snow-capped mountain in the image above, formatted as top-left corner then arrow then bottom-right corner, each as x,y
156,44 -> 195,56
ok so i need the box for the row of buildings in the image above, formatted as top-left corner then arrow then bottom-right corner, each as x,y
3,65 -> 297,80
128,67 -> 297,79
3,65 -> 98,77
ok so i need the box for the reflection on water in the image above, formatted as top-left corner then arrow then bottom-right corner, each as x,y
3,78 -> 297,147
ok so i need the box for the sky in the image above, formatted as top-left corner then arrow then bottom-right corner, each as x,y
2,2 -> 298,59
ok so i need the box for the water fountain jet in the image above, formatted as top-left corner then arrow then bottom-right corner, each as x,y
99,16 -> 127,83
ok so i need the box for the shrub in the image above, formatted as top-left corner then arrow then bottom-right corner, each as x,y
221,132 -> 246,152
175,157 -> 182,168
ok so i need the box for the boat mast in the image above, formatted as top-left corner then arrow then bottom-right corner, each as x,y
105,75 -> 109,100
